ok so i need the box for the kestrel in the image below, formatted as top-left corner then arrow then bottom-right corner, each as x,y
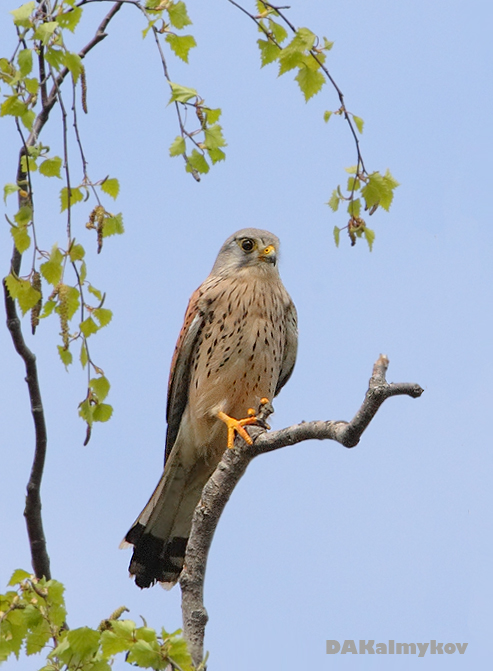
122,228 -> 298,588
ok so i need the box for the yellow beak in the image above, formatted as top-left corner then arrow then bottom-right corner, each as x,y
260,244 -> 276,264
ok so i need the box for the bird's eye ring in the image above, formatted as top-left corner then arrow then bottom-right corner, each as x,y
240,238 -> 255,252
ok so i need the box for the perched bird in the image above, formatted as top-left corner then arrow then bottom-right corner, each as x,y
122,228 -> 298,588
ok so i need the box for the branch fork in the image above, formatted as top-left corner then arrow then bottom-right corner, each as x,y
180,354 -> 423,667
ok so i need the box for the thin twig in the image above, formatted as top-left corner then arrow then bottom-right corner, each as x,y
180,355 -> 423,667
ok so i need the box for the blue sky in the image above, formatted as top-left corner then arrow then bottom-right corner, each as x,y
1,0 -> 492,668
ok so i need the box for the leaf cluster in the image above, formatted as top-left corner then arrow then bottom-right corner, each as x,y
1,1 -> 85,133
168,84 -> 226,174
330,168 -> 399,250
140,1 -> 227,177
256,13 -> 333,103
1,1 -> 129,440
0,571 -> 194,670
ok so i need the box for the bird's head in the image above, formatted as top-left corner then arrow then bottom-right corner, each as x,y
211,228 -> 280,276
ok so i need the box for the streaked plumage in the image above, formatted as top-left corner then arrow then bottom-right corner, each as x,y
122,228 -> 298,588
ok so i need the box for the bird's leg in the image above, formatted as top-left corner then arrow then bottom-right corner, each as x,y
218,398 -> 272,449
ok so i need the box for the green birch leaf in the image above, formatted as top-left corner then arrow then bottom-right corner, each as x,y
110,620 -> 136,640
63,52 -> 82,83
14,205 -> 32,226
17,49 -> 33,76
20,155 -> 37,172
353,115 -> 364,134
323,110 -> 332,122
284,27 -> 316,53
8,569 -> 31,586
80,317 -> 98,337
345,165 -> 358,174
167,1 -> 192,29
4,183 -> 20,203
169,136 -> 186,157
102,213 -> 124,237
364,227 -> 375,251
168,82 -> 198,104
10,2 -> 35,27
80,341 -> 88,368
1,95 -> 28,117
379,169 -> 399,210
100,631 -> 131,658
93,308 -> 112,327
205,108 -> 221,124
45,48 -> 65,70
206,147 -> 226,164
101,178 -> 120,199
327,189 -> 340,212
9,278 -> 40,315
347,177 -> 360,192
4,273 -> 20,300
278,49 -> 303,75
57,345 -> 72,368
40,300 -> 56,318
135,627 -> 158,644
40,245 -> 64,286
39,156 -> 62,178
60,186 -> 83,211
24,77 -> 39,95
21,109 -> 35,131
127,640 -> 163,668
203,124 -> 226,150
333,226 -> 340,248
186,149 -> 209,174
79,260 -> 87,283
142,20 -> 156,39
33,22 -> 58,46
295,66 -> 324,101
69,243 -> 85,262
361,170 -> 399,211
26,620 -> 51,655
347,198 -> 361,217
165,34 -> 196,63
90,376 -> 110,402
10,224 -> 31,253
92,403 -> 113,423
56,6 -> 82,32
66,627 -> 100,662
88,285 -> 102,300
269,19 -> 288,44
257,39 -> 280,67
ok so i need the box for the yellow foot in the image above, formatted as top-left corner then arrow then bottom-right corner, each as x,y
217,411 -> 257,448
218,399 -> 272,449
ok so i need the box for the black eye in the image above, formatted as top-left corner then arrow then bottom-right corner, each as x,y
241,238 -> 255,252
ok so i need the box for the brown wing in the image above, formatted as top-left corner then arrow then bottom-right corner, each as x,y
275,299 -> 298,397
165,287 -> 205,462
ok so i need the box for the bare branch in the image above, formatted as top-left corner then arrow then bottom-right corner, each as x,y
180,355 -> 423,667
3,254 -> 51,581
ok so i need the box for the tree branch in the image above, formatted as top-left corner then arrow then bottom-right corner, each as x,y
3,256 -> 51,581
180,355 -> 423,667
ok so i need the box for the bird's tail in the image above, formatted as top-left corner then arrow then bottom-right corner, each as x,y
121,448 -> 213,589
